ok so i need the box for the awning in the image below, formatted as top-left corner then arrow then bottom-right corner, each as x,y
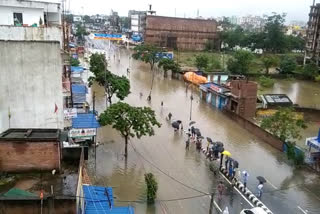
71,66 -> 84,73
72,84 -> 87,104
306,137 -> 320,151
83,185 -> 134,214
72,113 -> 100,129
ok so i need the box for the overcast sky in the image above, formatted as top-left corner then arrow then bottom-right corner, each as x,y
66,0 -> 317,22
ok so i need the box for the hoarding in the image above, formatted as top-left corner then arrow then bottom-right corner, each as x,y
92,33 -> 123,40
69,128 -> 96,138
64,108 -> 77,119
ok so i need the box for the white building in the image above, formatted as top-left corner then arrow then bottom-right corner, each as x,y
0,0 -> 64,132
0,0 -> 61,26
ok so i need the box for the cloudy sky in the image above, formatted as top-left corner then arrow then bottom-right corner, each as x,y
66,0 -> 316,22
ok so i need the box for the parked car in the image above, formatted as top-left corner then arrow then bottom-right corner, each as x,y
240,207 -> 268,214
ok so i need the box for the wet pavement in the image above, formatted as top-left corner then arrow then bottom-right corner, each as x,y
86,39 -> 320,214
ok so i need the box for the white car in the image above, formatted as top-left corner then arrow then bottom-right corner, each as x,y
240,207 -> 268,214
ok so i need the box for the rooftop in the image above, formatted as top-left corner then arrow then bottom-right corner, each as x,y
72,113 -> 100,129
0,129 -> 60,142
262,94 -> 293,104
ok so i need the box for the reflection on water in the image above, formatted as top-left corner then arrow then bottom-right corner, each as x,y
86,43 -> 320,214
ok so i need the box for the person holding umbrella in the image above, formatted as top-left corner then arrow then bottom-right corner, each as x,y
242,171 -> 249,189
257,181 -> 264,199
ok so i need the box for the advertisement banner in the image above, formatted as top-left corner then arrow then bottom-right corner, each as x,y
64,108 -> 77,119
69,128 -> 96,138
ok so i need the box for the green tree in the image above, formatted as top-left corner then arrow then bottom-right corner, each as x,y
285,35 -> 305,52
144,173 -> 158,203
88,53 -> 130,105
195,54 -> 209,70
261,107 -> 307,143
303,62 -> 319,80
76,24 -> 89,41
99,102 -> 161,157
261,55 -> 279,74
258,76 -> 275,88
132,44 -> 161,98
83,15 -> 92,23
227,50 -> 254,74
263,13 -> 287,53
158,58 -> 181,77
70,57 -> 80,66
279,55 -> 297,74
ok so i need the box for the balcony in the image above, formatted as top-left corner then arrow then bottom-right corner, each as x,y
0,25 -> 62,43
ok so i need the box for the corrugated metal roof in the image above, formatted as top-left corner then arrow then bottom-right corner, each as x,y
72,84 -> 87,94
72,113 -> 100,128
71,66 -> 84,73
83,185 -> 134,214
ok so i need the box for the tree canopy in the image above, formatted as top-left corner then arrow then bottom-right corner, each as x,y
261,55 -> 279,74
88,53 -> 130,105
99,102 -> 161,157
158,58 -> 181,77
195,54 -> 209,70
261,107 -> 307,143
279,55 -> 297,74
227,50 -> 253,74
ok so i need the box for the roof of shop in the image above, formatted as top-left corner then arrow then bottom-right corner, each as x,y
71,66 -> 84,73
83,185 -> 134,214
72,84 -> 87,94
262,94 -> 293,105
72,113 -> 100,128
200,82 -> 230,94
0,129 -> 60,142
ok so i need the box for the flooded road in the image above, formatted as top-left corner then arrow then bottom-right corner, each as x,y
86,40 -> 320,214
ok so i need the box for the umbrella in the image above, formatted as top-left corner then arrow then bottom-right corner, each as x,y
176,120 -> 182,124
189,121 -> 196,126
194,128 -> 201,136
257,176 -> 266,183
172,121 -> 180,129
206,137 -> 213,143
215,141 -> 224,147
218,147 -> 224,152
221,150 -> 231,156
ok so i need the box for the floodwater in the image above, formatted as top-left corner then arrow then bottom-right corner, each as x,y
86,39 -> 320,214
260,79 -> 320,109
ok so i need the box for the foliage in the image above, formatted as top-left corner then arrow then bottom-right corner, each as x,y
286,143 -> 305,166
158,58 -> 181,77
75,24 -> 89,40
144,173 -> 158,203
316,75 -> 320,82
261,55 -> 279,74
205,40 -> 218,51
205,56 -> 222,72
303,62 -> 319,80
261,107 -> 307,142
227,50 -> 253,74
65,14 -> 73,23
132,44 -> 161,95
279,55 -> 297,74
286,35 -> 305,52
70,57 -> 80,66
120,17 -> 130,29
195,54 -> 209,70
83,15 -> 92,23
220,26 -> 246,50
263,13 -> 287,53
99,102 -> 161,157
89,53 -> 130,105
217,17 -> 235,31
258,76 -> 275,88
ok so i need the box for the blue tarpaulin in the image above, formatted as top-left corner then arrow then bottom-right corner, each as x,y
71,66 -> 84,73
69,43 -> 76,48
72,113 -> 100,128
83,185 -> 134,214
72,84 -> 87,104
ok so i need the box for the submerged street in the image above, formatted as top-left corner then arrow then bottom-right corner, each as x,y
87,39 -> 320,214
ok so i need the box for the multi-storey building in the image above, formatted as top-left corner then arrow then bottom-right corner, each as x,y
306,3 -> 320,64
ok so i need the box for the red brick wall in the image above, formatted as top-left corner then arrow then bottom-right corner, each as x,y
145,16 -> 218,50
0,141 -> 60,172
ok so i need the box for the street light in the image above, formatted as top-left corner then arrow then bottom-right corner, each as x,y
189,94 -> 194,121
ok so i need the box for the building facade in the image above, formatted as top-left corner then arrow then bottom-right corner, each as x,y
0,0 -> 65,132
128,10 -> 146,34
145,15 -> 218,50
306,3 -> 320,64
0,129 -> 61,172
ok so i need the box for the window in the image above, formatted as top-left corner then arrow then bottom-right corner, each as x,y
13,13 -> 23,26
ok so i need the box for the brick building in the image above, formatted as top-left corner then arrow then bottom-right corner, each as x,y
144,16 -> 218,50
226,80 -> 258,119
0,129 -> 61,172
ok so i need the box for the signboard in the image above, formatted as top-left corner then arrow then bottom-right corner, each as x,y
64,108 -> 77,119
72,54 -> 78,59
93,33 -> 123,40
210,84 -> 223,93
156,52 -> 174,60
69,128 -> 96,138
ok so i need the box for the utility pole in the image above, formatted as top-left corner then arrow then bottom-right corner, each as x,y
93,92 -> 97,172
209,193 -> 214,214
